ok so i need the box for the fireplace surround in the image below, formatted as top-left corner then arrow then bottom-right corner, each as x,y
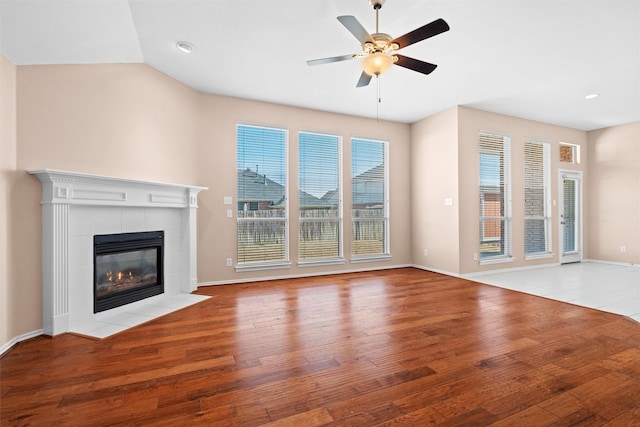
29,170 -> 207,337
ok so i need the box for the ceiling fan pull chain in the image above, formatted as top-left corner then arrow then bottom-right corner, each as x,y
376,75 -> 381,123
376,76 -> 379,122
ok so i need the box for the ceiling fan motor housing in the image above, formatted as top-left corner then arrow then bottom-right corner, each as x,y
364,33 -> 398,54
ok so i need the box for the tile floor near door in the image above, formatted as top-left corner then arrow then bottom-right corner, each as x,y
470,262 -> 640,323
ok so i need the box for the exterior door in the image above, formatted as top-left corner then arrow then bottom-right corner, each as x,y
559,171 -> 582,264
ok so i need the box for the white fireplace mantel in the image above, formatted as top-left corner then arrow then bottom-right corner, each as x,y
29,169 -> 208,337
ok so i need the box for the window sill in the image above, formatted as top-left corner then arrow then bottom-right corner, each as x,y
298,258 -> 345,268
525,252 -> 553,261
351,254 -> 392,264
235,261 -> 292,272
479,256 -> 515,266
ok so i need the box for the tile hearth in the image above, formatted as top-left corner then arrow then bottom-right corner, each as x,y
70,293 -> 209,339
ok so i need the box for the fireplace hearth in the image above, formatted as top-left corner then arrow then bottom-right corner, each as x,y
94,231 -> 164,313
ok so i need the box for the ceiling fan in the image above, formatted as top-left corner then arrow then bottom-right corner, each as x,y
307,0 -> 450,87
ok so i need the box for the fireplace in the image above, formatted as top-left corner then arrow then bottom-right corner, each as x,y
94,230 -> 164,313
29,169 -> 207,337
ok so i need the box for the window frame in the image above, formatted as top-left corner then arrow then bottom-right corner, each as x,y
524,139 -> 552,259
559,142 -> 580,164
478,131 -> 513,265
235,123 -> 291,271
297,130 -> 344,266
350,137 -> 391,262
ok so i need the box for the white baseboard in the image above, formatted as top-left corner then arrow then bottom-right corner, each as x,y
410,264 -> 461,277
198,263 -> 414,287
583,259 -> 640,268
463,261 -> 561,279
1,329 -> 44,357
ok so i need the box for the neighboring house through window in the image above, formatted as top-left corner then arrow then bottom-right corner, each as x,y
298,131 -> 342,264
351,138 -> 389,259
236,124 -> 289,267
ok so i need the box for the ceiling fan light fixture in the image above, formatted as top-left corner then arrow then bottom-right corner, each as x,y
362,52 -> 395,76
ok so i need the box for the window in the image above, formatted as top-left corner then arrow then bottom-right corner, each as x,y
351,138 -> 389,259
559,142 -> 580,164
479,132 -> 512,262
237,201 -> 259,211
298,132 -> 342,264
236,124 -> 289,267
524,140 -> 551,257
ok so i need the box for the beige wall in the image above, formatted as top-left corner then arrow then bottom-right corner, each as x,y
8,63 -> 201,347
410,106 -> 590,276
410,107 -> 460,274
587,122 -> 640,264
4,57 -> 637,350
457,106 -> 587,274
196,93 -> 412,283
1,53 -> 18,347
3,62 -> 412,348
17,64 -> 201,181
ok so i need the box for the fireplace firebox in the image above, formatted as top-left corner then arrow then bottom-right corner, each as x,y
94,230 -> 164,313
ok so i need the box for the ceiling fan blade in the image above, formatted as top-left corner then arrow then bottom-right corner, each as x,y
306,54 -> 355,66
395,55 -> 438,75
356,71 -> 372,87
391,18 -> 450,49
337,15 -> 374,44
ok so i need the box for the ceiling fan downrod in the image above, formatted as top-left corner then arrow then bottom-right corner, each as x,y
370,0 -> 384,33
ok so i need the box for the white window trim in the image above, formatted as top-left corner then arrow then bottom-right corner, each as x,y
350,137 -> 390,262
297,130 -> 344,264
236,123 -> 290,269
524,139 -> 552,260
235,260 -> 292,272
478,131 -> 513,265
559,142 -> 581,164
479,256 -> 515,266
298,257 -> 345,267
351,254 -> 392,263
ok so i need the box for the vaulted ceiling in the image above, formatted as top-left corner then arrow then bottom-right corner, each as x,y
1,0 -> 638,131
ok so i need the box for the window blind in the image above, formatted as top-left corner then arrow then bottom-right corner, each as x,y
351,138 -> 388,257
236,124 -> 288,264
479,132 -> 511,260
298,132 -> 342,261
524,140 -> 551,256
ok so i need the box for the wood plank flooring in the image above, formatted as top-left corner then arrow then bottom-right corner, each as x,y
3,268 -> 640,426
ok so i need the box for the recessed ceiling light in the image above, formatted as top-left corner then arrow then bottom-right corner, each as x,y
585,93 -> 599,100
176,41 -> 195,54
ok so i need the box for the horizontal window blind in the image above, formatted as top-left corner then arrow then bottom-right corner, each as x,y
479,132 -> 511,260
298,132 -> 342,261
236,124 -> 288,264
351,138 -> 388,257
524,140 -> 551,256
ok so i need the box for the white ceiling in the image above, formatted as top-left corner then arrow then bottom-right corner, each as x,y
1,0 -> 639,131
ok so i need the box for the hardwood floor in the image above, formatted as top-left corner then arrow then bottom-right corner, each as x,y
3,268 -> 640,426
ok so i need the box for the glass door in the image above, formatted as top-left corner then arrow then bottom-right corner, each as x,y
559,171 -> 582,264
